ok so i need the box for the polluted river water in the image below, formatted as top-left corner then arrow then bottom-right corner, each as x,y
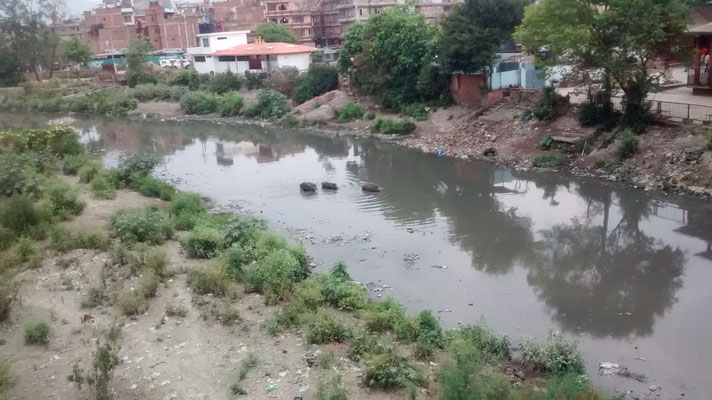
3,114 -> 712,398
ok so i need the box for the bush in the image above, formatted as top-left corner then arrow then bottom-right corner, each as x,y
362,345 -> 424,389
50,225 -> 111,253
182,226 -> 224,258
531,153 -> 565,168
0,195 -> 50,238
45,180 -> 84,220
117,153 -> 159,183
180,91 -> 220,115
301,309 -> 350,344
90,169 -> 119,199
616,129 -> 639,159
78,160 -> 102,183
64,90 -> 138,116
169,192 -> 206,230
218,91 -> 245,117
245,248 -> 307,303
62,154 -> 90,175
224,244 -> 246,277
169,69 -> 200,90
24,321 -> 50,345
293,64 -> 339,104
401,103 -> 428,121
362,298 -> 411,334
110,207 -> 172,244
318,263 -> 368,310
0,227 -> 15,251
208,71 -> 243,94
335,102 -> 364,122
242,90 -> 289,120
244,71 -> 268,90
371,117 -> 416,135
447,324 -> 511,360
117,292 -> 146,316
136,270 -> 159,299
187,262 -> 233,296
267,66 -> 299,97
223,215 -> 267,248
527,86 -> 565,121
130,83 -> 173,102
542,373 -> 607,399
578,102 -> 605,127
0,153 -> 46,197
520,331 -> 585,375
540,135 -> 553,150
0,360 -> 15,395
133,175 -> 175,200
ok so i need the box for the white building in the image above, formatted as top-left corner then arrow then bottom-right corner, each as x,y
186,30 -> 250,74
211,42 -> 317,74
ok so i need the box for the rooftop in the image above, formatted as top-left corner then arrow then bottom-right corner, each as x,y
196,30 -> 250,37
214,42 -> 318,56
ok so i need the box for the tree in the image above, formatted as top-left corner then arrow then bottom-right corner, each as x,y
256,22 -> 298,44
436,0 -> 526,74
337,6 -> 436,109
61,36 -> 92,67
514,0 -> 690,133
125,39 -> 155,87
0,45 -> 23,86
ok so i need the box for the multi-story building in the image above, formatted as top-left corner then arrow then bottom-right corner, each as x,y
416,0 -> 462,24
51,18 -> 83,41
263,0 -> 316,45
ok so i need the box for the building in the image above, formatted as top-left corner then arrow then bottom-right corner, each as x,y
51,18 -> 83,41
187,30 -> 250,74
191,39 -> 317,74
263,0 -> 316,45
687,4 -> 712,94
416,0 -> 461,24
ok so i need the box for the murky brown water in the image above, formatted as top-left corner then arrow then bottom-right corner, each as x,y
3,114 -> 712,398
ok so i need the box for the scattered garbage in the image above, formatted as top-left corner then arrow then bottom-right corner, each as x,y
598,362 -> 647,382
266,384 -> 278,392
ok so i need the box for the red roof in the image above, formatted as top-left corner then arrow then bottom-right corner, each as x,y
214,42 -> 318,56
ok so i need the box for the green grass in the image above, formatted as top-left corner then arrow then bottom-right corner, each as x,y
187,261 -> 233,296
110,207 -> 172,244
520,331 -> 585,375
0,360 -> 16,395
301,308 -> 350,344
531,153 -> 565,168
90,169 -> 119,199
181,226 -> 224,258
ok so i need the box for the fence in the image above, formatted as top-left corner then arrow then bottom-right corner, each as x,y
611,98 -> 712,123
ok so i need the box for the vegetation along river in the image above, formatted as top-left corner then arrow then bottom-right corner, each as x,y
3,113 -> 711,398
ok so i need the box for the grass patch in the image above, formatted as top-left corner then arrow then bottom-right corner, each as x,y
24,321 -> 50,345
531,153 -> 565,168
0,360 -> 15,395
165,302 -> 188,317
50,225 -> 111,253
182,226 -> 224,258
44,180 -> 84,220
371,117 -> 416,135
616,128 -> 639,159
90,169 -> 119,199
132,175 -> 175,201
335,101 -> 364,123
316,374 -> 348,400
520,331 -> 585,375
301,308 -> 350,344
187,261 -> 233,296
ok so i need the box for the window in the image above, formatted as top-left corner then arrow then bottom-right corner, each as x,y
279,4 -> 287,10
123,15 -> 132,23
202,38 -> 209,47
236,56 -> 249,61
293,16 -> 303,23
359,8 -> 362,15
194,56 -> 206,62
267,4 -> 275,10
218,56 -> 236,62
154,27 -> 159,34
217,36 -> 227,40
280,17 -> 288,24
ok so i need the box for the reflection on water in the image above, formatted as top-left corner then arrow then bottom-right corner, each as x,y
3,114 -> 712,397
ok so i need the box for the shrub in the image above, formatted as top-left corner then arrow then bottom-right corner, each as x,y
21,125 -> 84,157
136,270 -> 159,299
447,324 -> 511,360
62,154 -> 90,175
267,66 -> 299,97
244,71 -> 268,90
187,262 -> 233,296
520,331 -> 586,375
335,101 -> 364,122
0,153 -> 46,197
117,153 -> 160,182
82,286 -> 107,308
540,135 -> 553,150
371,117 -> 416,135
180,91 -> 219,115
223,215 -> 267,248
117,292 -> 146,316
318,263 -> 368,310
616,129 -> 639,159
224,244 -> 246,277
130,83 -> 173,102
169,69 -> 200,90
64,90 -> 138,116
531,153 -> 565,168
24,321 -> 50,345
110,207 -> 172,244
169,192 -> 206,231
0,360 -> 15,395
245,248 -> 306,303
50,225 -> 111,253
45,180 -> 84,220
133,175 -> 175,200
78,160 -> 102,183
527,86 -> 565,121
218,91 -> 245,117
0,227 -> 15,251
293,64 -> 339,104
362,346 -> 424,389
182,226 -> 224,258
208,71 -> 244,94
90,169 -> 119,199
362,298 -> 410,335
401,103 -> 428,121
578,102 -> 605,127
0,195 -> 50,238
301,308 -> 350,344
242,90 -> 289,120
542,373 -> 607,399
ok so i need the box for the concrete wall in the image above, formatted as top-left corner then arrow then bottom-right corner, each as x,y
276,53 -> 311,72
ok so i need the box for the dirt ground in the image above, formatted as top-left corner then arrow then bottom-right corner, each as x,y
0,178 -> 431,400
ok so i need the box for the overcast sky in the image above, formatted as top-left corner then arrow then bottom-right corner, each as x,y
66,0 -> 101,16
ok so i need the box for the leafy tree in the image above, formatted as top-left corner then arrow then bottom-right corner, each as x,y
61,36 -> 92,67
337,6 -> 435,109
515,0 -> 690,133
0,45 -> 23,86
256,22 -> 298,44
125,39 -> 155,87
436,0 -> 526,74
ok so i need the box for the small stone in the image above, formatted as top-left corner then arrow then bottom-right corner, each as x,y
649,385 -> 658,392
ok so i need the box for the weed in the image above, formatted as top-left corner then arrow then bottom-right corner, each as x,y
0,195 -> 51,239
50,225 -> 111,253
241,90 -> 289,120
230,383 -> 247,395
223,215 -> 267,248
24,321 -> 50,345
105,324 -> 121,343
182,226 -> 224,258
91,341 -> 120,400
301,309 -> 350,344
117,153 -> 160,183
136,270 -> 159,299
218,91 -> 245,117
401,103 -> 428,121
110,207 -> 172,244
316,374 -> 348,400
14,237 -> 37,263
315,263 -> 368,310
616,128 -> 639,159
541,373 -> 610,399
362,298 -> 410,335
187,261 -> 233,296
520,331 -> 585,375
62,154 -> 90,175
335,101 -> 364,122
540,135 -> 553,150
237,352 -> 259,380
223,244 -> 246,278
165,302 -> 188,317
531,153 -> 565,168
132,175 -> 175,200
180,91 -> 220,115
78,160 -> 102,183
82,286 -> 107,308
245,248 -> 306,303
90,169 -> 119,199
45,180 -> 85,220
0,227 -> 15,251
526,86 -> 565,121
0,361 -> 15,394
446,324 -> 511,360
169,192 -> 205,230
371,117 -> 416,135
117,292 -> 146,316
67,362 -> 86,389
362,344 -> 425,389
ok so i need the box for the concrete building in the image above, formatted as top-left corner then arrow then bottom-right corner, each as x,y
263,0 -> 316,45
416,0 -> 462,24
51,18 -> 83,41
187,30 -> 250,74
191,39 -> 317,74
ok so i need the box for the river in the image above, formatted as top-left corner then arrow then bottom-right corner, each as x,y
3,113 -> 711,398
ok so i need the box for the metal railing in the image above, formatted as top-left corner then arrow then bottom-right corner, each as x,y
612,98 -> 712,123
687,68 -> 709,86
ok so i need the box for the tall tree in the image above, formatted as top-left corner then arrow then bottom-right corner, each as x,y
125,38 -> 154,87
436,0 -> 527,74
337,6 -> 435,109
256,22 -> 299,44
514,0 -> 690,133
61,36 -> 93,67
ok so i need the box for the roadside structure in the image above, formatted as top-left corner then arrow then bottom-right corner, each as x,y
211,41 -> 318,73
186,30 -> 251,74
687,3 -> 712,94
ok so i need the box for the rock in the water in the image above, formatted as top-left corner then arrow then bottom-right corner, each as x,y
300,182 -> 317,192
362,183 -> 381,192
683,146 -> 703,163
321,182 -> 338,190
483,147 -> 497,157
